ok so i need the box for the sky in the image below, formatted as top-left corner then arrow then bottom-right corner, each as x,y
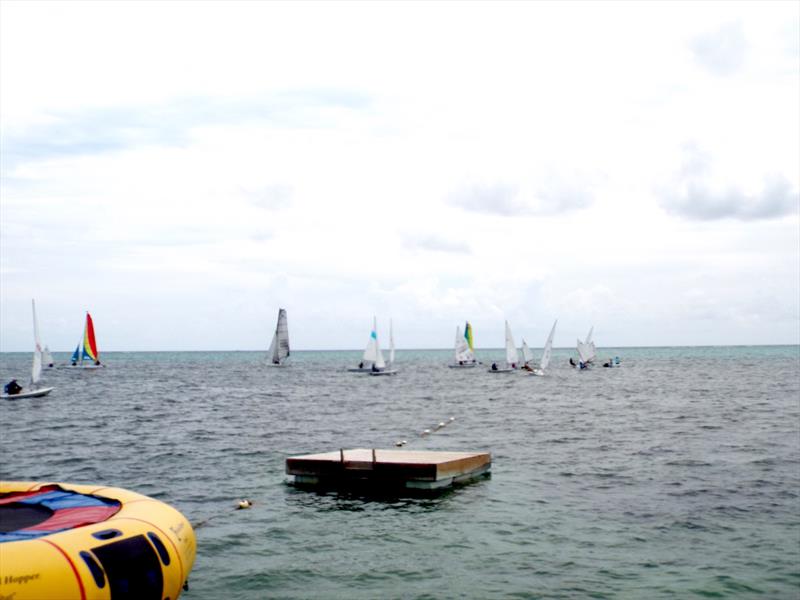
1,0 -> 798,352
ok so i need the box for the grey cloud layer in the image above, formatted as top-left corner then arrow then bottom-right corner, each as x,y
1,90 -> 371,170
659,145 -> 799,221
449,177 -> 594,216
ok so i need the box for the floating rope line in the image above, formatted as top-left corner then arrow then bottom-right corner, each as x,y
396,416 -> 455,446
191,498 -> 253,529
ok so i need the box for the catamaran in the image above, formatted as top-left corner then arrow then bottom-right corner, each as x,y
488,321 -> 519,373
70,311 -> 102,368
2,300 -> 54,400
449,321 -> 478,368
530,319 -> 557,376
267,308 -> 290,366
370,319 -> 398,376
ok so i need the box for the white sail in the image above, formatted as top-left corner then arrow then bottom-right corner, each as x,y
362,317 -> 386,369
540,319 -> 557,371
505,321 -> 519,366
577,338 -> 593,363
454,326 -> 473,363
521,339 -> 534,365
585,326 -> 594,346
43,346 -> 53,367
388,320 -> 395,366
270,308 -> 290,364
30,299 -> 43,385
31,349 -> 42,386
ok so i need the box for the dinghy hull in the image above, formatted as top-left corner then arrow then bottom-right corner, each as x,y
1,387 -> 54,400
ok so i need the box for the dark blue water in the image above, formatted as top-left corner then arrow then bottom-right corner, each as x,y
1,346 -> 798,598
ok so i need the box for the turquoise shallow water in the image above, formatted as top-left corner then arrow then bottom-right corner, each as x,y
1,346 -> 799,599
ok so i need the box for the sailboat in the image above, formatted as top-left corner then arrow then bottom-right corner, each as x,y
488,321 -> 519,373
574,325 -> 596,368
267,308 -> 290,366
370,319 -> 398,376
70,311 -> 102,368
1,300 -> 54,400
521,339 -> 534,367
449,321 -> 478,368
530,319 -> 557,376
43,346 -> 54,368
348,317 -> 386,373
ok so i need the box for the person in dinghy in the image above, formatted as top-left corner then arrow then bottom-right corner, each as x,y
4,379 -> 22,395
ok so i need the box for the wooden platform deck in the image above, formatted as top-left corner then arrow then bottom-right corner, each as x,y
286,448 -> 491,491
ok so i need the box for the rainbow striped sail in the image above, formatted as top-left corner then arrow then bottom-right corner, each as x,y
72,312 -> 100,365
464,321 -> 474,351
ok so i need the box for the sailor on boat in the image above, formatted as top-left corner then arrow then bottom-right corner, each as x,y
491,362 -> 498,371
4,379 -> 22,395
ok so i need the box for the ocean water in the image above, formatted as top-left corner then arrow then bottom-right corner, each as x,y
1,346 -> 798,599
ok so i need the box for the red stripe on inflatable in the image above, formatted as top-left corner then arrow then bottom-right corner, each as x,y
24,505 -> 121,532
39,538 -> 87,600
0,485 -> 59,505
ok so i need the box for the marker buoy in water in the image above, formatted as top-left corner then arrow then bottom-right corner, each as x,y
237,499 -> 252,509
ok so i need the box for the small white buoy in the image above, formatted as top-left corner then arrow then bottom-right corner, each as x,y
421,429 -> 431,436
438,422 -> 446,429
237,499 -> 252,510
449,417 -> 455,422
395,440 -> 407,447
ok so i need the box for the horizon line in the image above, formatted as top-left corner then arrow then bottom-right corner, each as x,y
1,343 -> 798,354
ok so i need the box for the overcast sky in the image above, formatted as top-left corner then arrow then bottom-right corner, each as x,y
1,1 -> 798,352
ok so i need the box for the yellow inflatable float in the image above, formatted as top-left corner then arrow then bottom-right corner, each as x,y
0,481 -> 196,600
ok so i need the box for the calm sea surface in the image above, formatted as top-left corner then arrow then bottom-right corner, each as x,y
1,346 -> 799,599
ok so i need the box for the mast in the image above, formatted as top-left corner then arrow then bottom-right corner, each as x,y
389,319 -> 395,366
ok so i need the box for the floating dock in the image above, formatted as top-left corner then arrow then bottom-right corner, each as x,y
286,448 -> 491,491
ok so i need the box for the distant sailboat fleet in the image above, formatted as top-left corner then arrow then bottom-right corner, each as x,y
4,303 -> 619,401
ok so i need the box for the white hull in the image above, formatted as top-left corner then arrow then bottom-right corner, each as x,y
488,368 -> 515,373
448,363 -> 477,369
348,367 -> 371,373
267,362 -> 290,368
2,386 -> 54,400
69,364 -> 103,370
369,369 -> 398,376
